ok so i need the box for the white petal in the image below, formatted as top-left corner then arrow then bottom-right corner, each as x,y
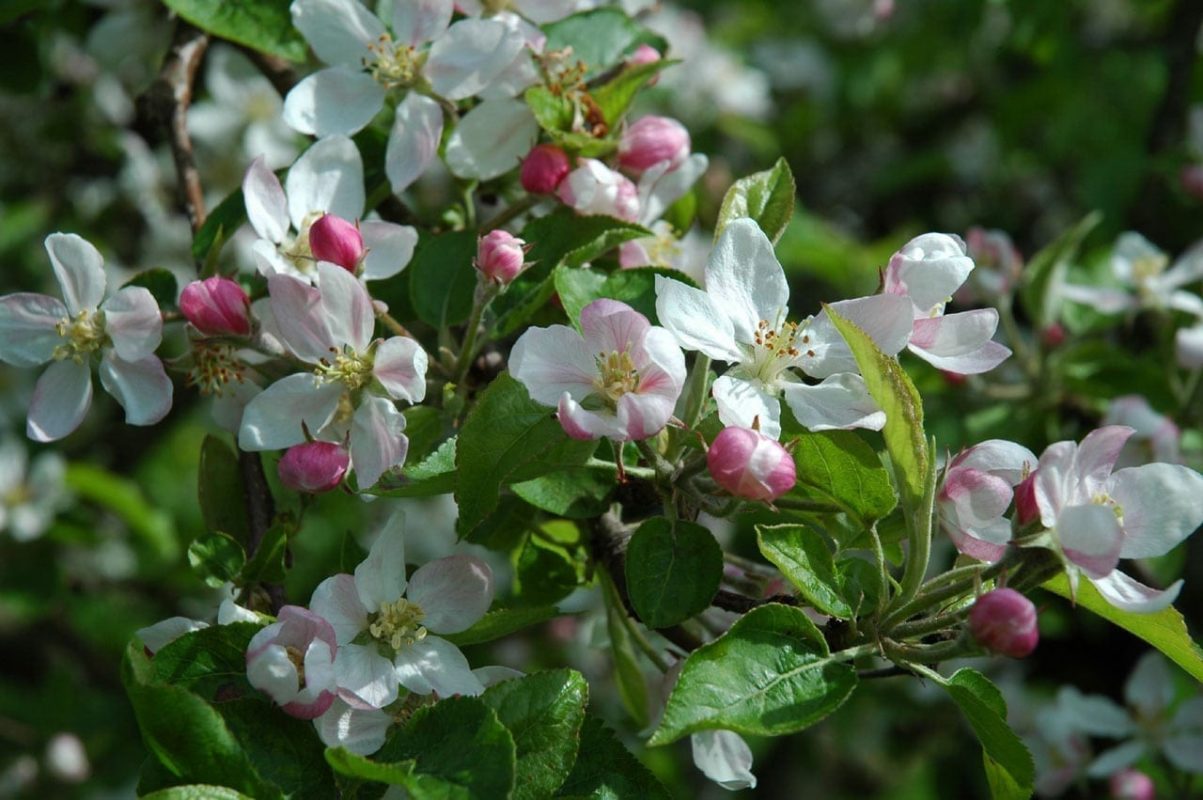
1089,570 -> 1183,613
445,98 -> 538,180
268,273 -> 333,362
238,374 -> 342,450
781,372 -> 885,432
283,66 -> 386,138
385,93 -> 444,195
1057,504 -> 1122,579
291,0 -> 383,66
333,643 -> 399,708
1124,652 -> 1173,720
908,309 -> 1010,374
509,325 -> 599,406
712,374 -> 781,439
243,157 -> 289,244
911,338 -> 1012,375
98,352 -> 173,426
317,262 -> 374,352
350,396 -> 408,489
0,293 -> 66,366
691,730 -> 757,791
473,665 -> 525,687
310,574 -> 369,644
354,510 -> 408,612
705,219 -> 789,345
1111,463 -> 1203,559
950,440 -> 1038,484
393,635 -> 485,697
102,287 -> 162,362
136,617 -> 207,654
361,221 -> 418,281
248,643 -> 300,705
888,233 -> 973,312
638,154 -> 708,225
45,233 -> 105,315
580,298 -> 651,356
802,294 -> 914,379
653,275 -> 743,362
1057,282 -> 1135,314
425,19 -> 525,101
1056,686 -> 1135,737
1033,440 -> 1078,528
616,390 -> 678,441
373,337 -> 429,403
315,698 -> 392,756
406,555 -> 493,634
1165,697 -> 1203,772
27,360 -> 92,442
1085,741 -> 1146,779
285,135 -> 366,232
557,394 -> 626,441
393,0 -> 452,45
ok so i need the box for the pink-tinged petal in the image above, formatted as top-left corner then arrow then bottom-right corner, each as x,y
285,135 -> 366,232
1057,504 -> 1123,579
942,468 -> 1014,526
511,0 -> 576,23
267,273 -> 332,362
393,0 -> 452,45
291,0 -> 383,65
1165,698 -> 1203,772
44,233 -> 105,315
705,219 -> 789,345
316,262 -> 374,352
1033,440 -> 1078,528
713,374 -> 782,439
333,643 -> 399,709
238,374 -> 342,450
637,154 -> 708,225
27,360 -> 92,442
615,390 -> 676,440
407,555 -> 493,634
636,327 -> 687,398
691,730 -> 757,791
1124,652 -> 1173,720
910,338 -> 1011,375
360,221 -> 418,281
557,394 -> 624,441
445,97 -> 539,181
802,294 -> 914,379
509,326 -> 598,406
1110,463 -> 1203,559
247,644 -> 300,705
243,157 -> 289,244
136,617 -> 207,654
943,516 -> 1010,563
315,698 -> 391,755
1076,426 -> 1133,491
98,352 -> 172,426
0,293 -> 66,366
373,337 -> 429,403
1057,283 -> 1135,314
386,93 -> 444,195
425,19 -> 525,101
102,286 -> 162,361
310,573 -> 369,644
1089,570 -> 1183,614
580,299 -> 650,356
910,306 -> 996,350
393,635 -> 485,697
354,510 -> 408,613
653,275 -> 743,362
350,396 -> 408,489
780,373 -> 884,433
950,440 -> 1037,484
887,233 -> 972,313
284,655 -> 336,718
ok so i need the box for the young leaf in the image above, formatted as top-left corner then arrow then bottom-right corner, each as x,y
649,604 -> 858,745
409,230 -> 478,329
555,264 -> 699,327
152,622 -> 262,701
192,189 -> 245,264
555,716 -> 671,799
1019,211 -> 1102,329
715,157 -> 796,245
511,468 -> 614,518
188,533 -> 246,589
625,517 -> 723,628
512,532 -> 585,606
376,437 -> 458,498
481,670 -> 589,800
788,430 -> 897,525
142,788 -> 257,800
542,8 -> 668,75
525,86 -> 574,134
592,59 -> 677,126
324,749 -> 416,786
161,0 -> 307,62
756,524 -> 853,619
198,435 -> 250,543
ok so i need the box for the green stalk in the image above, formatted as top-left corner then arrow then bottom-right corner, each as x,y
894,435 -> 938,609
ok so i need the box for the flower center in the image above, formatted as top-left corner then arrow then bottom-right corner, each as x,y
595,350 -> 640,405
285,645 -> 306,683
315,346 -> 374,391
643,225 -> 683,268
53,309 -> 107,362
1131,253 -> 1167,284
748,318 -> 808,382
364,34 -> 424,89
368,598 -> 427,651
279,212 -> 323,273
3,483 -> 32,508
187,342 -> 246,396
1091,492 -> 1124,520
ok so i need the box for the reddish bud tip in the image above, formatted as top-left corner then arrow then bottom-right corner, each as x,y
1013,472 -> 1039,527
179,276 -> 251,337
618,116 -> 690,173
627,44 -> 662,85
475,230 -> 527,285
1110,769 -> 1156,800
278,441 -> 349,493
969,588 -> 1039,658
707,426 -> 796,502
520,144 -> 571,194
308,214 -> 364,272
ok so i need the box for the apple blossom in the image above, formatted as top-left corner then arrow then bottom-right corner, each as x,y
960,226 -> 1023,303
510,298 -> 686,442
558,159 -> 640,221
0,233 -> 172,441
1023,694 -> 1093,797
239,262 -> 427,489
707,426 -> 796,502
938,439 -> 1037,562
1059,232 -> 1203,316
655,219 -> 914,437
520,143 -> 571,194
618,115 -> 691,173
278,441 -> 350,494
0,437 -> 66,542
475,230 -> 527,285
179,276 -> 251,337
246,605 -> 338,719
969,588 -> 1039,658
883,232 -> 1012,375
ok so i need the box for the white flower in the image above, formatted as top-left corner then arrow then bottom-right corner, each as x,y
309,512 -> 494,710
238,262 -> 427,489
242,137 -> 417,283
0,438 -> 67,542
655,218 -> 914,437
938,439 -> 1036,563
1059,232 -> 1203,317
246,605 -> 338,720
0,233 -> 172,441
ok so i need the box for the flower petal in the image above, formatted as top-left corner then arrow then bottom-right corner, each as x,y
373,336 -> 429,403
1090,570 -> 1183,613
268,273 -> 333,362
102,286 -> 162,362
615,390 -> 676,441
310,573 -> 368,644
360,221 -> 418,281
653,275 -> 743,362
1076,426 -> 1133,492
354,510 -> 408,613
580,298 -> 650,356
247,643 -> 300,706
509,325 -> 598,406
637,154 -> 708,225
887,233 -> 973,312
136,617 -> 207,655
557,394 -> 624,441
949,440 -> 1037,484
98,352 -> 173,426
781,372 -> 885,432
385,93 -> 444,195
282,66 -> 386,138
425,19 -> 525,101
691,730 -> 757,791
713,374 -> 782,439
317,261 -> 374,352
45,233 -> 105,315
285,135 -> 366,232
393,0 -> 452,45
315,698 -> 392,756
291,0 -> 383,66
1057,504 -> 1123,579
908,310 -> 1010,375
243,157 -> 289,244
1084,741 -> 1146,779
27,360 -> 92,442
238,373 -> 342,450
333,643 -> 399,709
406,555 -> 493,634
393,635 -> 485,697
445,98 -> 538,180
1124,652 -> 1173,720
704,219 -> 789,345
0,293 -> 67,366
1110,463 -> 1203,559
802,294 -> 914,379
350,396 -> 408,489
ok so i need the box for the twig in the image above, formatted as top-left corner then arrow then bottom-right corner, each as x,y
710,589 -> 800,614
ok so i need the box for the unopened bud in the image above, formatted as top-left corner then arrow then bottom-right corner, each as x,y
520,144 -> 571,194
618,116 -> 690,173
278,441 -> 349,494
180,277 -> 251,337
308,214 -> 364,272
969,588 -> 1038,658
627,44 -> 662,85
1110,769 -> 1155,800
1013,472 -> 1039,526
475,230 -> 527,285
707,427 -> 796,502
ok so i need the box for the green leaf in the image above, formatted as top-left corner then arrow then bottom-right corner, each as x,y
512,468 -> 613,518
218,698 -> 338,800
525,86 -> 575,133
377,437 -> 458,497
240,522 -> 287,584
556,716 -> 671,799
542,8 -> 667,75
600,573 -> 651,729
930,668 -> 1035,800
592,60 -> 677,126
188,533 -> 246,589
66,463 -> 178,562
482,669 -> 589,800
824,305 -> 927,506
161,0 -> 307,62
152,622 -> 262,700
789,430 -> 897,524
444,605 -> 563,647
409,230 -> 478,329
715,158 -> 796,245
325,749 -> 416,786
198,435 -> 250,543
649,604 -> 857,745
142,788 -> 257,800
546,130 -> 618,158
512,531 -> 585,606
523,209 -> 650,272
125,268 -> 179,308
193,189 -> 246,264
554,265 -> 697,327
625,517 -> 722,628
757,524 -> 853,618
1042,574 -> 1203,683
455,374 -> 596,537
1019,212 -> 1102,329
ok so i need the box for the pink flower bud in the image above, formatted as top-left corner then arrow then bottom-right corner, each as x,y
618,116 -> 690,173
520,144 -> 571,194
1013,472 -> 1039,526
1041,323 -> 1066,349
308,213 -> 364,272
476,230 -> 527,285
969,588 -> 1038,658
627,44 -> 662,85
707,427 -> 796,502
1110,769 -> 1155,800
278,441 -> 349,494
179,276 -> 251,337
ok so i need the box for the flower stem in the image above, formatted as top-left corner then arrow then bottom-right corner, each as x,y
894,436 -> 938,610
451,283 -> 497,391
376,309 -> 413,338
